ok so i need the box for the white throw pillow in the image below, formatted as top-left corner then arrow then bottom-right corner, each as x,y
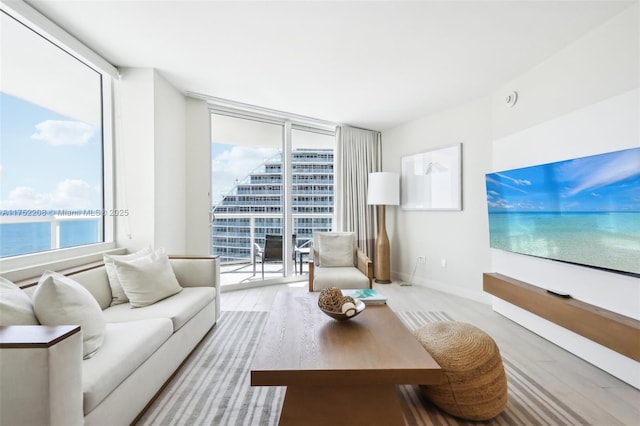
318,233 -> 355,267
33,271 -> 106,359
104,246 -> 153,306
0,277 -> 39,326
112,248 -> 182,308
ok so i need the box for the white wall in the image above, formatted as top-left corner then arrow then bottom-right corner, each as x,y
153,70 -> 187,253
114,68 -> 192,254
385,3 -> 638,387
489,4 -> 639,388
492,2 -> 639,140
185,98 -> 212,254
114,68 -> 156,250
383,96 -> 493,303
491,90 -> 639,388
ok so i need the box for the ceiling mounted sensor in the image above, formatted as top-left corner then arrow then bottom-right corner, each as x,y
505,91 -> 518,108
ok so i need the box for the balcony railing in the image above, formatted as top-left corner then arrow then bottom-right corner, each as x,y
0,213 -> 102,258
213,212 -> 332,286
212,212 -> 332,264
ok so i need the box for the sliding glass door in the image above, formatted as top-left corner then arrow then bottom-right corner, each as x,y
210,112 -> 335,288
211,113 -> 286,286
291,128 -> 334,274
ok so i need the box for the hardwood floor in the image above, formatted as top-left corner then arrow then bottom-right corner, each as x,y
221,281 -> 640,425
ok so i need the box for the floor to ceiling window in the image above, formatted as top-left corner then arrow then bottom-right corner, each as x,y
210,110 -> 335,288
0,7 -> 114,262
291,128 -> 335,274
211,113 -> 285,285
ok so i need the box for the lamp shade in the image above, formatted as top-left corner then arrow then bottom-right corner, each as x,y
367,172 -> 400,205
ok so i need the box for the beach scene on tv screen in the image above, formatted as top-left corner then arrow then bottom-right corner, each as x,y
485,147 -> 640,276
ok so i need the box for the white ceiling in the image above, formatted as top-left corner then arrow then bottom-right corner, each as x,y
26,0 -> 636,131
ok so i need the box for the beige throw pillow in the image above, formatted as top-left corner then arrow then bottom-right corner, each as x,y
318,232 -> 355,267
0,277 -> 39,325
112,248 -> 182,308
33,271 -> 106,359
104,246 -> 153,306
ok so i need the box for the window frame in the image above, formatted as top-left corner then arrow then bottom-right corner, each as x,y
0,2 -> 117,277
208,101 -> 336,289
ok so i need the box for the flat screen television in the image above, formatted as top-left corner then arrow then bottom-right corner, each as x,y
485,147 -> 640,277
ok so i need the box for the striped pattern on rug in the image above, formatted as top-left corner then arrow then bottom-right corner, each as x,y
397,311 -> 590,426
137,311 -> 284,426
138,310 -> 589,426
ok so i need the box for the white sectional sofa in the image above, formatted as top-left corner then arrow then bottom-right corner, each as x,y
0,255 -> 220,426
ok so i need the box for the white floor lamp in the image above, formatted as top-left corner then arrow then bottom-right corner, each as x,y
367,172 -> 399,284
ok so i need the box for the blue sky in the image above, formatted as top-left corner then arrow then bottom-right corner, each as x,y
211,142 -> 279,204
0,93 -> 103,210
486,147 -> 640,213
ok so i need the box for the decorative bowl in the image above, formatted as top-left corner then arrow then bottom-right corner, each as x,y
319,299 -> 366,321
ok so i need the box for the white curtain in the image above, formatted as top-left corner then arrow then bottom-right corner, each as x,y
335,125 -> 381,259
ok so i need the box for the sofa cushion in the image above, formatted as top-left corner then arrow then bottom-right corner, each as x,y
33,271 -> 106,359
82,318 -> 173,415
111,248 -> 183,308
68,266 -> 114,311
313,266 -> 370,291
104,246 -> 152,306
317,232 -> 355,267
0,277 -> 39,325
102,287 -> 215,332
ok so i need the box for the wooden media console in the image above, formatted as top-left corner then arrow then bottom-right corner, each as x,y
483,272 -> 640,362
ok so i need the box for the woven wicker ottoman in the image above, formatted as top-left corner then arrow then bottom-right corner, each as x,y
413,321 -> 508,421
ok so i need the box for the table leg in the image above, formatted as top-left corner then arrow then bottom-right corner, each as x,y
278,385 -> 405,426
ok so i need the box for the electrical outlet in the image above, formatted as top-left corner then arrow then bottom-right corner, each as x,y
417,256 -> 426,264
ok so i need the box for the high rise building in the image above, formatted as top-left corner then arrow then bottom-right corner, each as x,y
212,148 -> 334,262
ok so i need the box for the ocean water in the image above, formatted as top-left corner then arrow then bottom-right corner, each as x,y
488,211 -> 640,275
0,220 -> 100,258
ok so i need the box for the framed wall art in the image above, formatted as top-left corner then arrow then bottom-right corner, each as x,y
401,143 -> 462,211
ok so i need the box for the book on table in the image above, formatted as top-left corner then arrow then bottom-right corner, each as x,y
342,289 -> 387,305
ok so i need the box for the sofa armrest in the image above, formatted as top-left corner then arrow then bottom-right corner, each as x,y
356,249 -> 373,289
169,256 -> 220,289
169,256 -> 221,321
0,325 -> 83,426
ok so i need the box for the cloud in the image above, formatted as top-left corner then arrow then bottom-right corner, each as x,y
515,200 -> 537,210
495,173 -> 531,186
487,197 -> 514,209
31,120 -> 96,146
212,145 -> 280,204
486,175 -> 528,194
3,179 -> 98,210
562,150 -> 640,197
6,186 -> 39,206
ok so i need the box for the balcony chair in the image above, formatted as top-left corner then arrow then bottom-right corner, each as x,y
294,239 -> 312,274
254,234 -> 298,279
308,232 -> 373,292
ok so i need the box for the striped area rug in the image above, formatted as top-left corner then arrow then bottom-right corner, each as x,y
137,311 -> 284,426
397,311 -> 590,426
138,310 -> 589,425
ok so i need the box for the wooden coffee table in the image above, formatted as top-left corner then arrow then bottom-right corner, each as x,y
251,290 -> 443,425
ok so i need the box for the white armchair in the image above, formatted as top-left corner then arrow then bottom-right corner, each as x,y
308,232 -> 373,292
